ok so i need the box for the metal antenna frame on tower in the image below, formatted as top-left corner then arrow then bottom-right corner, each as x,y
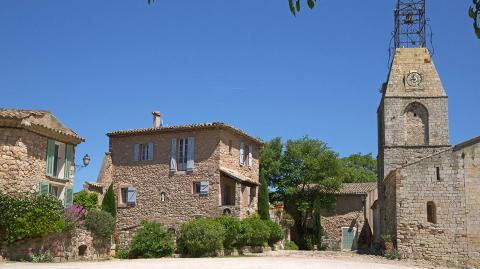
394,0 -> 426,48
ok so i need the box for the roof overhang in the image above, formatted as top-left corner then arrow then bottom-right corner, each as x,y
219,166 -> 259,186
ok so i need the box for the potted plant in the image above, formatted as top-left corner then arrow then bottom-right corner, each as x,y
381,234 -> 394,251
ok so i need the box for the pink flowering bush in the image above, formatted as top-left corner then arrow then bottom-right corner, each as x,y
63,204 -> 86,232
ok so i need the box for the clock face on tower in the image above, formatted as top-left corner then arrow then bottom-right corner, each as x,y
406,71 -> 423,87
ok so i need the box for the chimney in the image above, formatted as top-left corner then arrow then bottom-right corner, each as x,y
152,111 -> 162,128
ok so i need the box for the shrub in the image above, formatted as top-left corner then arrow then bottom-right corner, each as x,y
385,248 -> 401,260
381,234 -> 393,242
31,250 -> 53,263
63,204 -> 86,232
115,248 -> 130,259
129,221 -> 175,258
284,240 -> 299,250
236,218 -> 254,249
177,218 -> 225,257
85,210 -> 115,238
73,191 -> 98,211
242,214 -> 270,247
102,184 -> 117,218
0,193 -> 65,243
215,216 -> 242,250
265,220 -> 283,246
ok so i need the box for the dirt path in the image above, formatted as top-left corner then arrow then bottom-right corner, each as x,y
0,255 -> 433,269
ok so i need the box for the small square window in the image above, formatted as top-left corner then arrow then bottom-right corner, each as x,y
193,181 -> 209,195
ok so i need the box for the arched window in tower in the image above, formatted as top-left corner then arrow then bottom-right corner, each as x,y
160,192 -> 166,202
404,102 -> 429,145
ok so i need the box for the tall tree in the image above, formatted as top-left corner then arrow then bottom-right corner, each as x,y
277,137 -> 342,249
102,184 -> 117,218
258,138 -> 283,220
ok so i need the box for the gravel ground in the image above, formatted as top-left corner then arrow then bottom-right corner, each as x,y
0,251 -> 450,269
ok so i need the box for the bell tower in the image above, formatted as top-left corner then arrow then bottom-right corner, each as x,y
377,0 -> 450,238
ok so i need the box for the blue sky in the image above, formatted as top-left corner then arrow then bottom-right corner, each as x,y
1,1 -> 478,191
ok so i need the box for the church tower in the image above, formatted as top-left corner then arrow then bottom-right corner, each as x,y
377,0 -> 451,237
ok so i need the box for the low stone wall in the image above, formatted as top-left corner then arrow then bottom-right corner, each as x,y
5,228 -> 110,262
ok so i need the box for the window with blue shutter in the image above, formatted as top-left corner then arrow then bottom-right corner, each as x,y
64,185 -> 73,207
147,143 -> 154,160
248,145 -> 253,168
170,138 -> 177,171
239,142 -> 244,166
134,144 -> 139,161
127,187 -> 137,205
200,181 -> 209,195
46,139 -> 55,176
64,144 -> 72,179
39,181 -> 50,195
186,137 -> 195,171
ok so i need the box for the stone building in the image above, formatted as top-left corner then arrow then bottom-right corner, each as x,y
321,183 -> 377,251
97,112 -> 262,246
377,48 -> 480,262
0,108 -> 84,206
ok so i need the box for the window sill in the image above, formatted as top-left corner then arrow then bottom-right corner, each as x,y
45,176 -> 70,183
117,203 -> 136,208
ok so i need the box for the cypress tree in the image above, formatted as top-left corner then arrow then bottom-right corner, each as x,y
258,170 -> 270,220
102,184 -> 117,218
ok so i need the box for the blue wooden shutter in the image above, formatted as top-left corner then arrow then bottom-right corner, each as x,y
39,181 -> 50,195
148,143 -> 154,160
64,144 -> 72,179
239,142 -> 244,166
200,181 -> 209,195
127,187 -> 137,204
46,139 -> 55,176
170,138 -> 177,171
134,144 -> 139,161
187,137 -> 195,171
248,145 -> 253,168
64,185 -> 73,207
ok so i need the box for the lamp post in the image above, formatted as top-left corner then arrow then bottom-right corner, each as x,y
75,154 -> 91,171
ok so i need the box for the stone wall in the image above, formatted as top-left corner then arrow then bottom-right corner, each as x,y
5,228 -> 110,262
382,171 -> 397,241
109,128 -> 261,247
0,128 -> 47,195
321,211 -> 364,251
392,149 -> 469,261
457,141 -> 480,259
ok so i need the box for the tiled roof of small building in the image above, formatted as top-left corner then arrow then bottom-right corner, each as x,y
336,182 -> 377,195
219,166 -> 259,186
107,122 -> 263,144
0,108 -> 84,144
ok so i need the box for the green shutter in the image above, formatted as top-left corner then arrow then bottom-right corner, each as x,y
64,186 -> 73,207
39,181 -> 50,195
46,139 -> 55,176
64,144 -> 72,179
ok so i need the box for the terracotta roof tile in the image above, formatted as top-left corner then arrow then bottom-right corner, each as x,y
336,182 -> 377,194
0,108 -> 84,143
107,122 -> 262,144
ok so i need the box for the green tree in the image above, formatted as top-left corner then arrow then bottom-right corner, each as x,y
470,0 -> 480,38
339,153 -> 377,183
258,138 -> 282,220
73,190 -> 98,211
102,184 -> 117,218
274,137 -> 341,249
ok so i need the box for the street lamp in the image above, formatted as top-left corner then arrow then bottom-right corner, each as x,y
75,154 -> 91,171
